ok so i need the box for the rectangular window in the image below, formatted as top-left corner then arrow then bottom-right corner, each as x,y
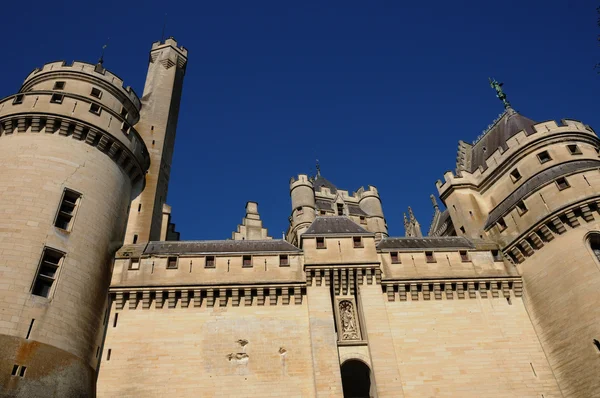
497,217 -> 507,231
53,81 -> 66,90
19,366 -> 26,377
12,94 -> 24,105
121,121 -> 129,135
516,201 -> 528,215
337,204 -> 344,216
50,93 -> 63,104
537,150 -> 552,164
32,247 -> 65,298
89,103 -> 101,115
567,144 -> 582,155
353,236 -> 363,248
320,210 -> 326,215
132,234 -> 138,244
279,254 -> 289,266
360,216 -> 367,224
54,188 -> 82,231
556,177 -> 570,191
296,206 -> 303,215
425,251 -> 436,263
120,107 -> 128,118
390,252 -> 400,264
510,168 -> 522,182
129,258 -> 140,270
166,257 -> 178,269
90,87 -> 102,99
205,256 -> 215,268
492,250 -> 502,262
242,255 -> 252,267
460,250 -> 469,262
11,365 -> 18,376
316,237 -> 326,249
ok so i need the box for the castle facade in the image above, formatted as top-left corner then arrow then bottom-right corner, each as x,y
1,38 -> 599,398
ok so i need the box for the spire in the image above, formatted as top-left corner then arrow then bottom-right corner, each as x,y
404,206 -> 423,238
315,159 -> 321,177
489,77 -> 511,109
430,194 -> 439,211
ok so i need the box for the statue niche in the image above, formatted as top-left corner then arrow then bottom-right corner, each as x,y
339,300 -> 360,340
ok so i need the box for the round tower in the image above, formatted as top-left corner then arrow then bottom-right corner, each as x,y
0,60 -> 149,397
358,185 -> 388,239
289,174 -> 316,245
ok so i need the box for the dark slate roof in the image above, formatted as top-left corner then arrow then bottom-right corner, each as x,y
141,239 -> 301,255
303,216 -> 373,236
377,236 -> 475,251
485,159 -> 600,229
315,199 -> 332,211
313,175 -> 338,194
348,204 -> 367,216
469,108 -> 537,173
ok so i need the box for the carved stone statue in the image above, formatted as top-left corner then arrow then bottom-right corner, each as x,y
339,300 -> 360,340
489,78 -> 511,109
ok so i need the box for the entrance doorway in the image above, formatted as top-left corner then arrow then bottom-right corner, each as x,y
340,359 -> 372,398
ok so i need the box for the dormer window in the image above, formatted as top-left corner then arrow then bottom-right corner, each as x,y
537,151 -> 552,164
337,204 -> 344,216
316,237 -> 326,249
359,216 -> 367,224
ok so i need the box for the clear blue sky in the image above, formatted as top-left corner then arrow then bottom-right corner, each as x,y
2,0 -> 599,240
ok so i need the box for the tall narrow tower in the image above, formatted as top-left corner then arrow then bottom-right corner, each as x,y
125,38 -> 188,244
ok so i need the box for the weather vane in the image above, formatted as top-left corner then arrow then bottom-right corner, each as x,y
489,77 -> 511,109
98,39 -> 109,65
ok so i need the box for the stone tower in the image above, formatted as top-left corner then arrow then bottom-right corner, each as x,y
124,38 -> 188,244
0,57 -> 150,396
287,173 -> 388,245
436,106 -> 600,396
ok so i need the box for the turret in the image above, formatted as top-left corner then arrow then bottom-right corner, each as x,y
358,185 -> 388,241
288,174 -> 316,245
125,38 -> 188,244
0,55 -> 150,396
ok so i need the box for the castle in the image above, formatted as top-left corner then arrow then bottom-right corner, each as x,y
0,38 -> 599,398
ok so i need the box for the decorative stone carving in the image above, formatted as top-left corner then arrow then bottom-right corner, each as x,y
339,300 -> 360,341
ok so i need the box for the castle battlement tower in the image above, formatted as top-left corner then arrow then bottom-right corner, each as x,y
0,55 -> 151,396
124,38 -> 188,244
436,104 -> 600,396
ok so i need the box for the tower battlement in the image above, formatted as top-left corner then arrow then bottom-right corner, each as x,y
23,60 -> 141,111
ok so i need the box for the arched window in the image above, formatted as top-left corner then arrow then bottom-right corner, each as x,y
341,359 -> 371,398
589,233 -> 600,262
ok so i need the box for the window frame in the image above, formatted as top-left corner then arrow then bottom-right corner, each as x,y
31,247 -> 65,298
166,256 -> 178,269
567,144 -> 582,155
242,255 -> 252,268
537,150 -> 552,164
279,254 -> 289,267
53,188 -> 82,232
497,217 -> 508,232
53,81 -> 66,90
128,258 -> 140,270
459,250 -> 469,262
90,87 -> 102,99
510,168 -> 522,183
50,93 -> 64,104
89,103 -> 102,115
12,94 -> 24,105
555,177 -> 570,191
425,251 -> 436,263
516,200 -> 528,215
205,255 -> 216,268
390,251 -> 400,264
353,236 -> 363,248
316,237 -> 326,249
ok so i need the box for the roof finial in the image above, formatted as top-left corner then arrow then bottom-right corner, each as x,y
403,212 -> 409,229
430,194 -> 439,210
489,77 -> 511,109
408,206 -> 416,222
315,159 -> 321,177
98,39 -> 109,65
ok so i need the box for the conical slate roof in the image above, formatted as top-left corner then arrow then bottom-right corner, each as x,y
465,108 -> 537,173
